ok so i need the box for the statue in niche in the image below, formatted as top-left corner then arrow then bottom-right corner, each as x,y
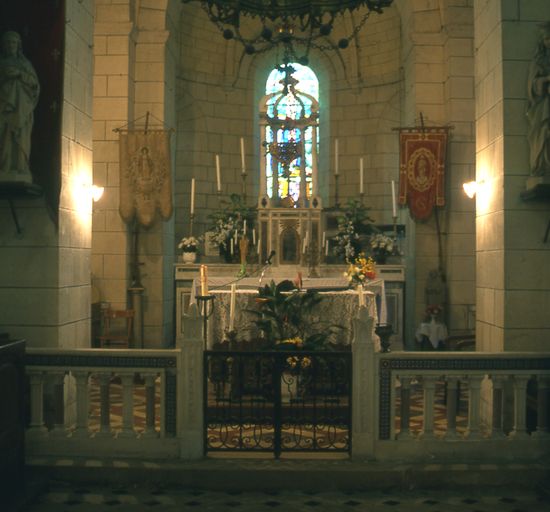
0,31 -> 40,184
526,23 -> 550,177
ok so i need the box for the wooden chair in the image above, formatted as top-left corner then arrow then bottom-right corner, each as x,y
98,308 -> 134,348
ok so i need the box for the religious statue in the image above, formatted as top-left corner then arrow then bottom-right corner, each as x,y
526,23 -> 550,177
0,31 -> 40,184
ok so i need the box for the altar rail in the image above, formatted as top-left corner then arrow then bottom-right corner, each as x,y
22,307 -> 550,463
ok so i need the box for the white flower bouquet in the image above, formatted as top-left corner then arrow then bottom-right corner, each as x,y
178,236 -> 202,252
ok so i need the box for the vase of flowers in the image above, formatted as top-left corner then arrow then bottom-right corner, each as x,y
333,199 -> 374,262
370,233 -> 394,264
178,236 -> 201,264
344,252 -> 376,288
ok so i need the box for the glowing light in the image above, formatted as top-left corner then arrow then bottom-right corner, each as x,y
463,180 -> 478,198
91,185 -> 104,202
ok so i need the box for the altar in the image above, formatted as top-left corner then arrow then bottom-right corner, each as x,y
186,275 -> 385,348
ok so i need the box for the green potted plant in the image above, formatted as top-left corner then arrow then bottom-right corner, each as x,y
333,199 -> 375,262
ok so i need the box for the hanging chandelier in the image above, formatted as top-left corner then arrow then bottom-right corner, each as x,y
181,0 -> 394,65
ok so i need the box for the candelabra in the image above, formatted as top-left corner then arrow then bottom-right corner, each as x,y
189,213 -> 195,237
196,294 -> 215,349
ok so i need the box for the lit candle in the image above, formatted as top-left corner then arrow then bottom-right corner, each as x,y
391,180 -> 397,218
190,178 -> 195,215
240,137 -> 246,174
252,228 -> 256,245
229,283 -> 237,331
334,138 -> 339,176
200,265 -> 208,296
215,154 -> 221,192
359,157 -> 364,194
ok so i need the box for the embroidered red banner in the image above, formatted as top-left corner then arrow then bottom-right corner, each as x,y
398,129 -> 447,221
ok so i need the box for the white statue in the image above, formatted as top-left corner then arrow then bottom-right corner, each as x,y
526,23 -> 550,177
0,31 -> 40,183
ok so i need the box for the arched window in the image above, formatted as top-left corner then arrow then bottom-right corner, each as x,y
260,63 -> 319,206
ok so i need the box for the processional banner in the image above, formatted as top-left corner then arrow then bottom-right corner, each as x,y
398,129 -> 447,221
119,130 -> 173,227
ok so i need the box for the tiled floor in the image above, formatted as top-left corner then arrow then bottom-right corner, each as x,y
25,482 -> 550,512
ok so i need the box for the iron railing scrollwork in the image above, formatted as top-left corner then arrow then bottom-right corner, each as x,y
204,350 -> 352,458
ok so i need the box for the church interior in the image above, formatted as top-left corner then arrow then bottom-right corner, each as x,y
1,0 -> 550,509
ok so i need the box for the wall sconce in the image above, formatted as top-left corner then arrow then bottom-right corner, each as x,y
462,180 -> 478,198
91,185 -> 104,202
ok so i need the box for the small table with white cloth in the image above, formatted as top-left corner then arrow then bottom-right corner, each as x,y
415,319 -> 448,350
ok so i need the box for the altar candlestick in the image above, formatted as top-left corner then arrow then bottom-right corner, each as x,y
334,138 -> 339,175
200,265 -> 208,296
190,178 -> 195,215
391,180 -> 397,218
240,137 -> 246,174
215,154 -> 221,192
359,157 -> 364,194
229,283 -> 236,331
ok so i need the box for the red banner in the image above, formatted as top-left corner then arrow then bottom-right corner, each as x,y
398,129 -> 447,221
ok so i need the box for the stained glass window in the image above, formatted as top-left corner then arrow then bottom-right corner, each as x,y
263,63 -> 319,203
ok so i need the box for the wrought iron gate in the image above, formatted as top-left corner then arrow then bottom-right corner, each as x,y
204,350 -> 352,458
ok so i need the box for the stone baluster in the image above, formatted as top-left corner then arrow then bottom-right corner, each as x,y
72,371 -> 90,438
510,375 -> 531,439
444,375 -> 460,438
97,372 -> 112,437
142,373 -> 158,438
27,371 -> 47,437
180,304 -> 204,458
397,375 -> 413,440
490,374 -> 507,438
465,374 -> 484,438
351,306 -> 375,458
49,371 -> 67,437
534,376 -> 550,437
420,376 -> 438,439
119,373 -> 136,437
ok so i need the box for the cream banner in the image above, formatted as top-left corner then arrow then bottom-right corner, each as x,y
119,130 -> 172,227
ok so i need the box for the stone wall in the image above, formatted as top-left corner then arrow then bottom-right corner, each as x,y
0,0 -> 94,348
474,0 -> 550,351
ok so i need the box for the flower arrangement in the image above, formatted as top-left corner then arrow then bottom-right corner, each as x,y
426,304 -> 443,318
208,193 -> 256,250
178,235 -> 202,253
344,252 -> 376,288
370,233 -> 394,254
333,199 -> 374,262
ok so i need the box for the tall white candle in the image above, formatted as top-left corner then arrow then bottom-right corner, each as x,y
215,154 -> 221,192
359,157 -> 364,194
190,178 -> 195,215
243,219 -> 247,234
325,239 -> 329,256
252,228 -> 256,245
257,238 -> 261,255
391,180 -> 397,218
322,231 -> 326,248
334,138 -> 339,175
229,283 -> 237,331
230,238 -> 234,255
240,137 -> 246,174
